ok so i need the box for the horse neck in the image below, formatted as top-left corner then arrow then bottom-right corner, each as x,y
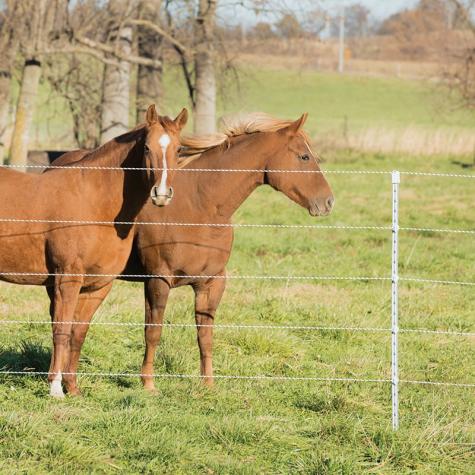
87,131 -> 150,222
190,133 -> 274,220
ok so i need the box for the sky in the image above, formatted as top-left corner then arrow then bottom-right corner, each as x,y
325,0 -> 419,19
223,0 -> 421,26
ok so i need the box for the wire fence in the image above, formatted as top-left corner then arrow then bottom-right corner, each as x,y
1,319 -> 474,336
0,166 -> 474,429
2,162 -> 475,178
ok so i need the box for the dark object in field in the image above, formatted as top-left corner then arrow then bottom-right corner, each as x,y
53,112 -> 334,393
451,159 -> 474,169
0,104 -> 188,397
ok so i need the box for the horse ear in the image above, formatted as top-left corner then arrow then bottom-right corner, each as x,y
174,108 -> 188,130
283,113 -> 308,136
146,104 -> 159,125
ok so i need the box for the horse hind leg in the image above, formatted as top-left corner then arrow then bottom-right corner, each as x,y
141,278 -> 170,392
62,283 -> 113,396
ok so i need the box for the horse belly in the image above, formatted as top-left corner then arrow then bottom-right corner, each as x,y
0,224 -> 48,285
75,228 -> 135,290
137,228 -> 232,284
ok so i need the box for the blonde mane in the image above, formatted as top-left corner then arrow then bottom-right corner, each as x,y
179,112 -> 309,166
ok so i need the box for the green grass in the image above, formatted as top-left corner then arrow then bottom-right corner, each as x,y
217,67 -> 475,136
1,151 -> 474,473
26,64 -> 475,150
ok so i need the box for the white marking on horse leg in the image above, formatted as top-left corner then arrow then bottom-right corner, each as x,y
157,133 -> 171,196
49,371 -> 65,398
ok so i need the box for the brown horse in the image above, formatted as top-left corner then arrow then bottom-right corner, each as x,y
52,112 -> 334,392
0,105 -> 188,397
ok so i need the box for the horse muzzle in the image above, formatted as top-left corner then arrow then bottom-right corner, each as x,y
150,186 -> 174,207
309,196 -> 335,217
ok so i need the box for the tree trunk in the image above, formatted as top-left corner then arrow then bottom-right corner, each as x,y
9,59 -> 42,169
7,0 -> 64,167
0,2 -> 20,163
194,0 -> 217,134
0,69 -> 12,163
136,0 -> 163,123
100,2 -> 133,144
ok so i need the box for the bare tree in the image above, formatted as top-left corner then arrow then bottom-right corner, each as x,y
445,0 -> 475,109
194,0 -> 217,134
45,53 -> 104,149
5,0 -> 167,163
9,0 -> 69,168
0,1 -> 19,162
275,13 -> 303,39
135,0 -> 164,123
100,1 -> 135,144
345,3 -> 370,38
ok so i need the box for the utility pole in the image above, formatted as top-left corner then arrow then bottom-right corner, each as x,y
338,6 -> 345,74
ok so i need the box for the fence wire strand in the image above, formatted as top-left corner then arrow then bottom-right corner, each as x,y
1,370 -> 473,388
1,163 -> 474,178
0,271 -> 392,281
0,271 -> 473,286
1,320 -> 473,337
1,217 -> 474,235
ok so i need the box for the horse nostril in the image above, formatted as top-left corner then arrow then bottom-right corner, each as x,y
326,196 -> 335,211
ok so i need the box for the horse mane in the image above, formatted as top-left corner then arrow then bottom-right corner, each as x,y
178,112 -> 310,166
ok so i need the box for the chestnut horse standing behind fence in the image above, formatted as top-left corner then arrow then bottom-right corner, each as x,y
53,112 -> 334,392
0,105 -> 188,397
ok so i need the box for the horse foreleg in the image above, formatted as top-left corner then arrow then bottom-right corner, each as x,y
48,273 -> 83,398
141,278 -> 170,392
63,283 -> 113,396
194,275 -> 226,387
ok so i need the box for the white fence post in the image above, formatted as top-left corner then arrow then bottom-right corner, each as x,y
391,171 -> 400,430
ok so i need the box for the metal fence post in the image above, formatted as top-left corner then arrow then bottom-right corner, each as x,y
391,171 -> 400,430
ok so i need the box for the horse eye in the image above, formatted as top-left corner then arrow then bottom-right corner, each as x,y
144,144 -> 150,154
177,146 -> 183,154
300,154 -> 310,161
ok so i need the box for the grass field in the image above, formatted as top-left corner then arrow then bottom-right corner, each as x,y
1,149 -> 474,473
26,63 -> 475,157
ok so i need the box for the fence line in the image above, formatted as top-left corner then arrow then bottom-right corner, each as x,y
1,319 -> 473,336
1,370 -> 474,388
0,271 -> 473,286
0,217 -> 473,235
400,227 -> 475,235
1,168 -> 474,430
1,163 -> 475,178
399,277 -> 475,286
0,271 -> 391,281
0,217 -> 392,230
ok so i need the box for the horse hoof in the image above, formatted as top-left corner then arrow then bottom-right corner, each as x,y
143,384 -> 159,394
49,388 -> 65,398
67,388 -> 82,397
49,379 -> 65,398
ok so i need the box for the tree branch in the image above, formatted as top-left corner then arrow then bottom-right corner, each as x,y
75,35 -> 163,68
127,18 -> 189,54
448,0 -> 475,33
37,46 -> 120,67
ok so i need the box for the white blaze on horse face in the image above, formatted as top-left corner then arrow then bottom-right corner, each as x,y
49,371 -> 65,398
157,134 -> 171,196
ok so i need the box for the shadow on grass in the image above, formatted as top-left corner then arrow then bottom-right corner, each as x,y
0,340 -> 51,372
